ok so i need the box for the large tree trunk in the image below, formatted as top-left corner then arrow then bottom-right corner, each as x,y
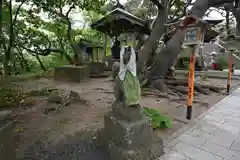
3,0 -> 13,76
148,30 -> 186,92
232,8 -> 240,36
236,22 -> 240,36
137,3 -> 167,73
58,37 -> 74,64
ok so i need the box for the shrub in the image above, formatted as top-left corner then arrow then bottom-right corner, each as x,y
215,56 -> 228,71
143,107 -> 172,129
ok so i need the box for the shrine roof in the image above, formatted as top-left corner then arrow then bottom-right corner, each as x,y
204,29 -> 219,42
78,39 -> 103,48
91,8 -> 151,37
204,18 -> 224,25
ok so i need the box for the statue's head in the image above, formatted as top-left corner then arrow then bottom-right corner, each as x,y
123,46 -> 132,65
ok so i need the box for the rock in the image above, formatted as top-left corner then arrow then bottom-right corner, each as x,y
21,97 -> 37,107
48,89 -> 82,106
43,103 -> 59,114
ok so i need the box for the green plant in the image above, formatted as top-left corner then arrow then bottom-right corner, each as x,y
143,107 -> 172,129
215,56 -> 228,71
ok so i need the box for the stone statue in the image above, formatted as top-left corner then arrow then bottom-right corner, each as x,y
114,45 -> 141,107
99,46 -> 163,160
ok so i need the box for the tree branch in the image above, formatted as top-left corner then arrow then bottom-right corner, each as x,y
20,45 -> 62,56
66,4 -> 75,18
13,0 -> 27,26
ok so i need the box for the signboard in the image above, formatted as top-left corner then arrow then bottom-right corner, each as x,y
183,27 -> 204,46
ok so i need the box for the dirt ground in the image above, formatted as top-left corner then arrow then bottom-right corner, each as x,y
1,75 -> 240,160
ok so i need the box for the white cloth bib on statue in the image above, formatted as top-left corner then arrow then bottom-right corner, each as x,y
118,46 -> 137,81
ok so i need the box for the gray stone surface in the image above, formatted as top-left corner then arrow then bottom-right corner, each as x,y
231,141 -> 240,152
188,129 -> 234,148
177,134 -> 206,148
99,108 -> 164,160
172,142 -> 222,160
201,141 -> 237,159
112,103 -> 143,121
158,87 -> 240,160
103,112 -> 153,149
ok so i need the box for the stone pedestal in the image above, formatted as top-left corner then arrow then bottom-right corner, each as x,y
89,62 -> 105,74
0,121 -> 16,160
54,65 -> 90,82
98,103 -> 164,160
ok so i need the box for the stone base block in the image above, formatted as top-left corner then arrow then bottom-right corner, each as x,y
0,121 -> 16,160
98,111 -> 164,160
54,65 -> 90,82
104,112 -> 153,149
112,103 -> 143,122
89,62 -> 105,74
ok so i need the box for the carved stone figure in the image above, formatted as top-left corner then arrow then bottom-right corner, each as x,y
114,46 -> 141,106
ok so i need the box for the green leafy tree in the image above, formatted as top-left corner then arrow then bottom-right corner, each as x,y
0,0 -> 106,75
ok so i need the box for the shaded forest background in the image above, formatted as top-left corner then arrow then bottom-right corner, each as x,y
0,0 -> 239,78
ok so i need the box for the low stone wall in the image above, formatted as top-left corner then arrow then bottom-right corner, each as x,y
0,121 -> 16,160
54,65 -> 90,82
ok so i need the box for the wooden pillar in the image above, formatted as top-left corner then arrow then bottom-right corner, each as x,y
132,33 -> 137,48
103,34 -> 107,62
187,47 -> 196,120
227,51 -> 233,93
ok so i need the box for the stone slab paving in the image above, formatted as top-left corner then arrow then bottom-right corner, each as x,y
158,88 -> 240,160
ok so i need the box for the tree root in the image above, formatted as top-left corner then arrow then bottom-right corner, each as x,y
167,89 -> 181,97
195,84 -> 209,95
147,77 -> 226,96
142,88 -> 169,98
168,85 -> 188,94
150,78 -> 168,93
199,84 -> 224,93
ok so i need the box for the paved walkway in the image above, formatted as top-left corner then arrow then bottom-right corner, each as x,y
159,88 -> 240,160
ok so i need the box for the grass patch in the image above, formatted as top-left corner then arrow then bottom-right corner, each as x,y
143,107 -> 172,129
